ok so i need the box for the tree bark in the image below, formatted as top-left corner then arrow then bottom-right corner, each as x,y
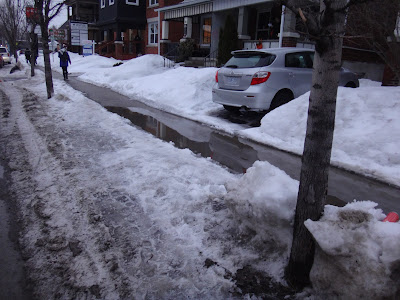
285,0 -> 348,289
30,32 -> 37,77
41,29 -> 54,98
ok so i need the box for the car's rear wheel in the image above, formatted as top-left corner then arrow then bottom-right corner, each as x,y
270,90 -> 294,110
223,105 -> 240,112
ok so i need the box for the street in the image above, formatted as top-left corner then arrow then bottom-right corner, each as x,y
0,61 -> 399,299
57,65 -> 400,214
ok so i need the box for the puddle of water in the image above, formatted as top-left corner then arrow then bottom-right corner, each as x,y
106,106 -> 400,213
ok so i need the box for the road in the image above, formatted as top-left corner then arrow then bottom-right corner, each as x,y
58,68 -> 400,214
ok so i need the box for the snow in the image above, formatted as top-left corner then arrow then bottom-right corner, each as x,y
0,53 -> 398,298
1,67 -> 290,298
306,202 -> 400,299
242,84 -> 400,186
41,52 -> 400,186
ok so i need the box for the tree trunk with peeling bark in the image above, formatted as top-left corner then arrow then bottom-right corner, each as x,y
284,0 -> 348,289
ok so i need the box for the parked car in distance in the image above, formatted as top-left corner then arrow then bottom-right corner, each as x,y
212,48 -> 359,112
0,46 -> 11,64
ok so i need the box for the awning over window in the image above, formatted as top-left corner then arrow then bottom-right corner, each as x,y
213,0 -> 274,12
157,0 -> 213,20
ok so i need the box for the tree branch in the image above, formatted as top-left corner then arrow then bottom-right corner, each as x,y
48,0 -> 66,22
298,8 -> 307,22
334,0 -> 374,12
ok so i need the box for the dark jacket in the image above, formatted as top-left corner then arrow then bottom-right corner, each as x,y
58,48 -> 71,67
25,49 -> 31,59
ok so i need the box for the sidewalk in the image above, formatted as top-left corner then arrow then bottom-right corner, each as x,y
0,66 -> 299,299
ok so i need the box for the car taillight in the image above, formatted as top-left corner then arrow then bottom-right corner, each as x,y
215,70 -> 219,83
250,71 -> 271,85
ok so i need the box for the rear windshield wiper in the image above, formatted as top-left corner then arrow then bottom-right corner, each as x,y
225,65 -> 238,68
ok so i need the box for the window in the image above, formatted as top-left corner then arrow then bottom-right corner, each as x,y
101,0 -> 105,8
149,0 -> 158,6
126,0 -> 139,5
285,52 -> 314,68
109,0 -> 114,5
226,53 -> 276,68
148,22 -> 158,44
256,7 -> 281,40
202,17 -> 211,45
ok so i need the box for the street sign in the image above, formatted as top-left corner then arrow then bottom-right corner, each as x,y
70,21 -> 88,46
26,7 -> 38,19
54,30 -> 66,40
83,43 -> 93,56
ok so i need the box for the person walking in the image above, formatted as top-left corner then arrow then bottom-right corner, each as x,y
58,44 -> 71,80
25,48 -> 31,64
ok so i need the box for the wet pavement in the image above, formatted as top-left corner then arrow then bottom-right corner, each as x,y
0,157 -> 32,300
39,67 -> 400,213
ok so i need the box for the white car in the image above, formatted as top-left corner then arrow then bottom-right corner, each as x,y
212,48 -> 359,112
0,46 -> 11,64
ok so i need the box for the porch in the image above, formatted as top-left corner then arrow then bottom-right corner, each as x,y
95,40 -> 145,60
158,0 -> 296,68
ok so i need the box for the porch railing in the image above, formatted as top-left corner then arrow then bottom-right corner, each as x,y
204,49 -> 218,67
243,40 -> 315,50
96,40 -> 115,57
95,40 -> 144,60
162,44 -> 179,68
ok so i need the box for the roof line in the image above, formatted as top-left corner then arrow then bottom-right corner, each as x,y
155,0 -> 212,12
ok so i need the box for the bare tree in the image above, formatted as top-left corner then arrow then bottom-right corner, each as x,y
33,0 -> 65,98
0,0 -> 28,61
345,0 -> 400,85
280,0 -> 371,289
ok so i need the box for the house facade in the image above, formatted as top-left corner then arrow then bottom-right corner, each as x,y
95,0 -> 146,59
80,0 -> 397,84
66,0 -> 99,53
154,0 -> 396,82
152,0 -> 311,63
145,0 -> 183,56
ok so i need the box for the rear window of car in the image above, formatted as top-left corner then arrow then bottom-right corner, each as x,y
0,48 -> 7,53
224,52 -> 276,69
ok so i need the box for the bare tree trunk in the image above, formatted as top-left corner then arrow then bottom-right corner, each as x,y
285,0 -> 348,289
34,0 -> 64,99
41,30 -> 54,98
30,31 -> 36,77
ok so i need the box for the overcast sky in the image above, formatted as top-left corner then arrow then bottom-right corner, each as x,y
49,2 -> 68,28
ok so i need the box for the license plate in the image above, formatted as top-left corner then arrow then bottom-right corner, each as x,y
225,76 -> 240,86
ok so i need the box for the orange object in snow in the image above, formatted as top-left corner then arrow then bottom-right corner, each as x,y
383,212 -> 399,222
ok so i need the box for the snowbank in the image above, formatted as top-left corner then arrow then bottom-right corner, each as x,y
225,161 -> 299,278
241,83 -> 400,187
306,202 -> 400,299
37,52 -> 400,187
